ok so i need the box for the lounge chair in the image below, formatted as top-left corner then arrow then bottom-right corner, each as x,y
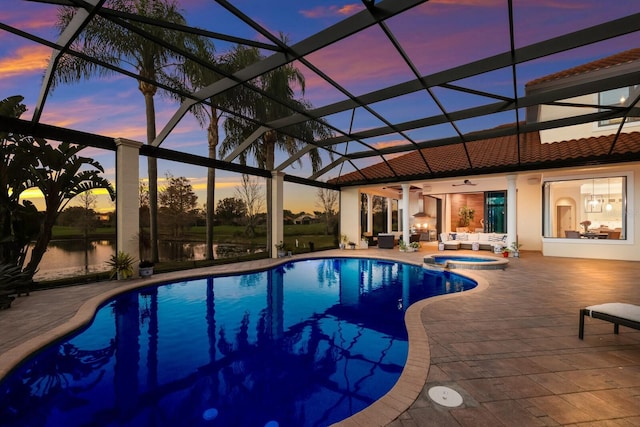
579,302 -> 640,339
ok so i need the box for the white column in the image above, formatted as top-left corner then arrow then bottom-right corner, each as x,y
506,174 -> 517,247
366,193 -> 373,234
402,184 -> 410,244
271,171 -> 285,258
340,187 -> 360,244
115,138 -> 142,275
386,197 -> 393,232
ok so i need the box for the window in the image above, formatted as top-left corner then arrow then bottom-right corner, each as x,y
598,85 -> 640,127
543,176 -> 626,239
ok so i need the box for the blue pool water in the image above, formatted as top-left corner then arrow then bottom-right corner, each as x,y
0,258 -> 476,427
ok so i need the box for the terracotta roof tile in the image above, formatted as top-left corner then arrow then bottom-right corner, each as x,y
331,131 -> 640,185
526,48 -> 640,87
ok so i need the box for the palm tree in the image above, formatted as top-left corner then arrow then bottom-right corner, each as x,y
24,140 -> 115,276
183,46 -> 251,260
218,43 -> 333,254
54,0 -> 208,262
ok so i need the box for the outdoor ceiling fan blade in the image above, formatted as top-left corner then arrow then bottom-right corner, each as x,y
452,179 -> 476,186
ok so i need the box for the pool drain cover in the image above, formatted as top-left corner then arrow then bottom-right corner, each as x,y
428,386 -> 463,407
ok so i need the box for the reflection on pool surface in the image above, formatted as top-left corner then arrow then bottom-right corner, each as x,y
0,258 -> 476,427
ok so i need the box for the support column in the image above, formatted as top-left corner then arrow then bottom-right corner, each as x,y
386,197 -> 393,233
115,138 -> 142,275
340,187 -> 360,244
366,193 -> 373,234
402,184 -> 410,244
271,171 -> 285,258
506,174 -> 517,247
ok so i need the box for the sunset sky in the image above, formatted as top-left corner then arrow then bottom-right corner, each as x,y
1,0 -> 639,213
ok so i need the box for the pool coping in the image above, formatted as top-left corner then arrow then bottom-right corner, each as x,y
0,253 -> 489,426
423,253 -> 509,270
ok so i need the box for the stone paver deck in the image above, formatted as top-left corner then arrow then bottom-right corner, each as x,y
1,247 -> 639,426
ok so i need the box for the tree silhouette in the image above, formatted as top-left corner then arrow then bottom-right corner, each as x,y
158,173 -> 198,237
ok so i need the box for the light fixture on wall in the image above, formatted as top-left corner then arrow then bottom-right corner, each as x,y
605,178 -> 613,212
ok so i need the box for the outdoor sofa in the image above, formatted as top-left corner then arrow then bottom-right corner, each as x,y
439,232 -> 508,251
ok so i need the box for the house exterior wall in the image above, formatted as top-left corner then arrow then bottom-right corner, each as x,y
538,93 -> 640,143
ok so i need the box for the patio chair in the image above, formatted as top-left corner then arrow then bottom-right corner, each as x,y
579,302 -> 640,339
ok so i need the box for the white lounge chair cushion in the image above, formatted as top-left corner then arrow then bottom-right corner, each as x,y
585,303 -> 640,323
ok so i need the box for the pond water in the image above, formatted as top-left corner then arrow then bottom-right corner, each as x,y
31,239 -> 263,281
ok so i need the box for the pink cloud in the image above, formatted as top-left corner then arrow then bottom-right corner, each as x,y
0,45 -> 50,79
373,138 -> 409,150
303,28 -> 415,94
300,4 -> 364,19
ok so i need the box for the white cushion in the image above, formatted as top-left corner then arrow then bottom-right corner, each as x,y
457,233 -> 468,241
586,303 -> 640,322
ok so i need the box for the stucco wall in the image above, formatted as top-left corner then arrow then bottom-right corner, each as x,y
539,93 -> 640,143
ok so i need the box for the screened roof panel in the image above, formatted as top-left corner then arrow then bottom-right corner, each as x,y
453,110 -> 520,136
512,0 -> 639,48
402,123 -> 459,144
366,91 -> 443,125
1,0 -> 639,189
303,25 -> 415,97
388,1 -> 511,77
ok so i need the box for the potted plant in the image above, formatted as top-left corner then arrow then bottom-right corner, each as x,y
139,260 -> 154,277
360,235 -> 369,249
510,241 -> 523,258
399,240 -> 408,252
274,241 -> 286,258
410,241 -> 421,251
339,234 -> 348,250
501,247 -> 512,258
107,251 -> 135,280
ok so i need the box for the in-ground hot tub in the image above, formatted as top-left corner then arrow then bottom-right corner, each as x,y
423,254 -> 508,270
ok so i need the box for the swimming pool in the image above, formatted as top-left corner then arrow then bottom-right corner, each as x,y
0,258 -> 476,427
424,254 -> 508,270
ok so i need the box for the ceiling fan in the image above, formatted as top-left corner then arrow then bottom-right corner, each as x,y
452,179 -> 477,187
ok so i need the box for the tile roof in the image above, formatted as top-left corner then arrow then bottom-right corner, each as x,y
525,48 -> 640,87
331,131 -> 640,185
